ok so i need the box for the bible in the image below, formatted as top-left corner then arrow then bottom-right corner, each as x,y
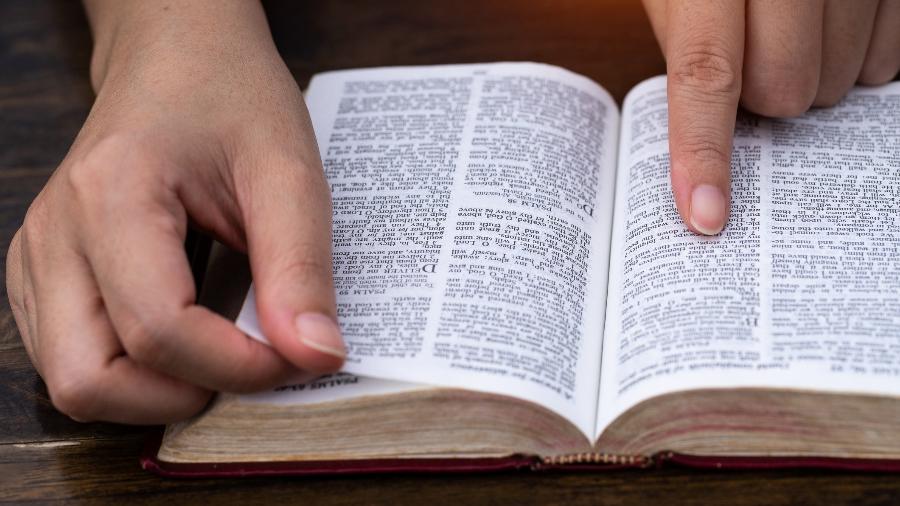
144,63 -> 900,476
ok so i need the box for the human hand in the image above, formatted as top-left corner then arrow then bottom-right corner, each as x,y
5,0 -> 344,424
642,0 -> 900,234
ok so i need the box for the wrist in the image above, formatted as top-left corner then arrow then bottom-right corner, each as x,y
83,0 -> 275,93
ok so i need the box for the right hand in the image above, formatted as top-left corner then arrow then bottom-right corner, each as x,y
643,0 -> 900,235
5,0 -> 345,424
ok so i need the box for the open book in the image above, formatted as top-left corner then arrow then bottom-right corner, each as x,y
148,63 -> 900,475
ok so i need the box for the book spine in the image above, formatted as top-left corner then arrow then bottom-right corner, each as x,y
533,452 -> 651,470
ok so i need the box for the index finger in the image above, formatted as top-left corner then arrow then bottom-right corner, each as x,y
665,0 -> 745,235
76,172 -> 297,393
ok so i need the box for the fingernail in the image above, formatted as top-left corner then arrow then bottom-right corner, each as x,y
690,184 -> 727,235
295,313 -> 346,359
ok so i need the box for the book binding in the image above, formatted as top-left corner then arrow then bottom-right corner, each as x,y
141,433 -> 900,478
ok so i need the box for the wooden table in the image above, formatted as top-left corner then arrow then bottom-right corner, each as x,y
2,1 -> 899,503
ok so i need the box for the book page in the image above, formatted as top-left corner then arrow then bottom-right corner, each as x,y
237,63 -> 619,438
597,76 -> 900,437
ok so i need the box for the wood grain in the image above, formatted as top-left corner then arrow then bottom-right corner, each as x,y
1,0 -> 899,504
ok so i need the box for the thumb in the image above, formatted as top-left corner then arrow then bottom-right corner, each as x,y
665,0 -> 744,235
240,153 -> 345,374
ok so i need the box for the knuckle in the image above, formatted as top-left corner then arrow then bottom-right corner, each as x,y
5,244 -> 25,314
288,255 -> 332,284
671,42 -> 741,97
65,152 -> 115,205
277,249 -> 333,287
8,225 -> 22,251
120,316 -> 171,368
65,158 -> 100,204
676,134 -> 731,165
19,224 -> 40,260
5,239 -> 32,353
65,133 -> 158,205
255,247 -> 336,322
20,202 -> 49,252
46,369 -> 104,422
742,78 -> 815,118
6,229 -> 23,286
19,211 -> 54,276
8,227 -> 22,260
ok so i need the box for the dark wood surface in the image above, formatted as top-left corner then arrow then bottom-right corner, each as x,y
2,1 -> 899,504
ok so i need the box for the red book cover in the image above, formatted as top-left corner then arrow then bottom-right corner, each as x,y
140,431 -> 900,478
